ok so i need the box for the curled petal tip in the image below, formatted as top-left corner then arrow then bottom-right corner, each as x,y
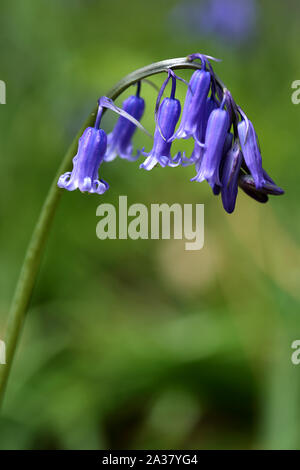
94,179 -> 109,194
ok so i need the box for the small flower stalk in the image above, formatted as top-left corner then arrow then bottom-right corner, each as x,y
57,53 -> 284,213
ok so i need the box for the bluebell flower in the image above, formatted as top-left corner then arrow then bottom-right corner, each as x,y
192,104 -> 230,187
140,71 -> 181,171
57,53 -> 284,214
104,83 -> 145,162
237,115 -> 264,189
220,139 -> 243,213
172,67 -> 211,143
57,105 -> 109,194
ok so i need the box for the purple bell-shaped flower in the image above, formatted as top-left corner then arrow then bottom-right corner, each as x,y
237,111 -> 264,189
220,139 -> 243,213
57,105 -> 109,194
192,96 -> 230,187
140,71 -> 181,171
172,65 -> 211,143
104,82 -> 145,162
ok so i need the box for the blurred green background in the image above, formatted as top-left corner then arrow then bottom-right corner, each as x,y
0,0 -> 299,450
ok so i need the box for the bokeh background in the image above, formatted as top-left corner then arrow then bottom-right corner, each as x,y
0,0 -> 299,450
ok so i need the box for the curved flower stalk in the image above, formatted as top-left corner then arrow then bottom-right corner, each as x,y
0,54 -> 284,408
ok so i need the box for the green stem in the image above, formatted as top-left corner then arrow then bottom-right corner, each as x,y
0,56 -> 223,407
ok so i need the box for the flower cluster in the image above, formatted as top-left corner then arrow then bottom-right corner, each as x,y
58,53 -> 284,213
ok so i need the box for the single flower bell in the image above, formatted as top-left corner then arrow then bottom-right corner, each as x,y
57,105 -> 109,194
220,139 -> 243,213
172,64 -> 211,143
140,70 -> 181,171
192,95 -> 230,187
237,111 -> 264,189
104,82 -> 145,162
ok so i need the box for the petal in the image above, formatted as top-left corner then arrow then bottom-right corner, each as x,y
238,119 -> 264,189
193,108 -> 230,185
172,69 -> 211,141
220,141 -> 243,213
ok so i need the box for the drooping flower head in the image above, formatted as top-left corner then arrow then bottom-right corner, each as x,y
104,82 -> 145,162
57,52 -> 284,214
140,70 -> 181,171
57,104 -> 109,194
